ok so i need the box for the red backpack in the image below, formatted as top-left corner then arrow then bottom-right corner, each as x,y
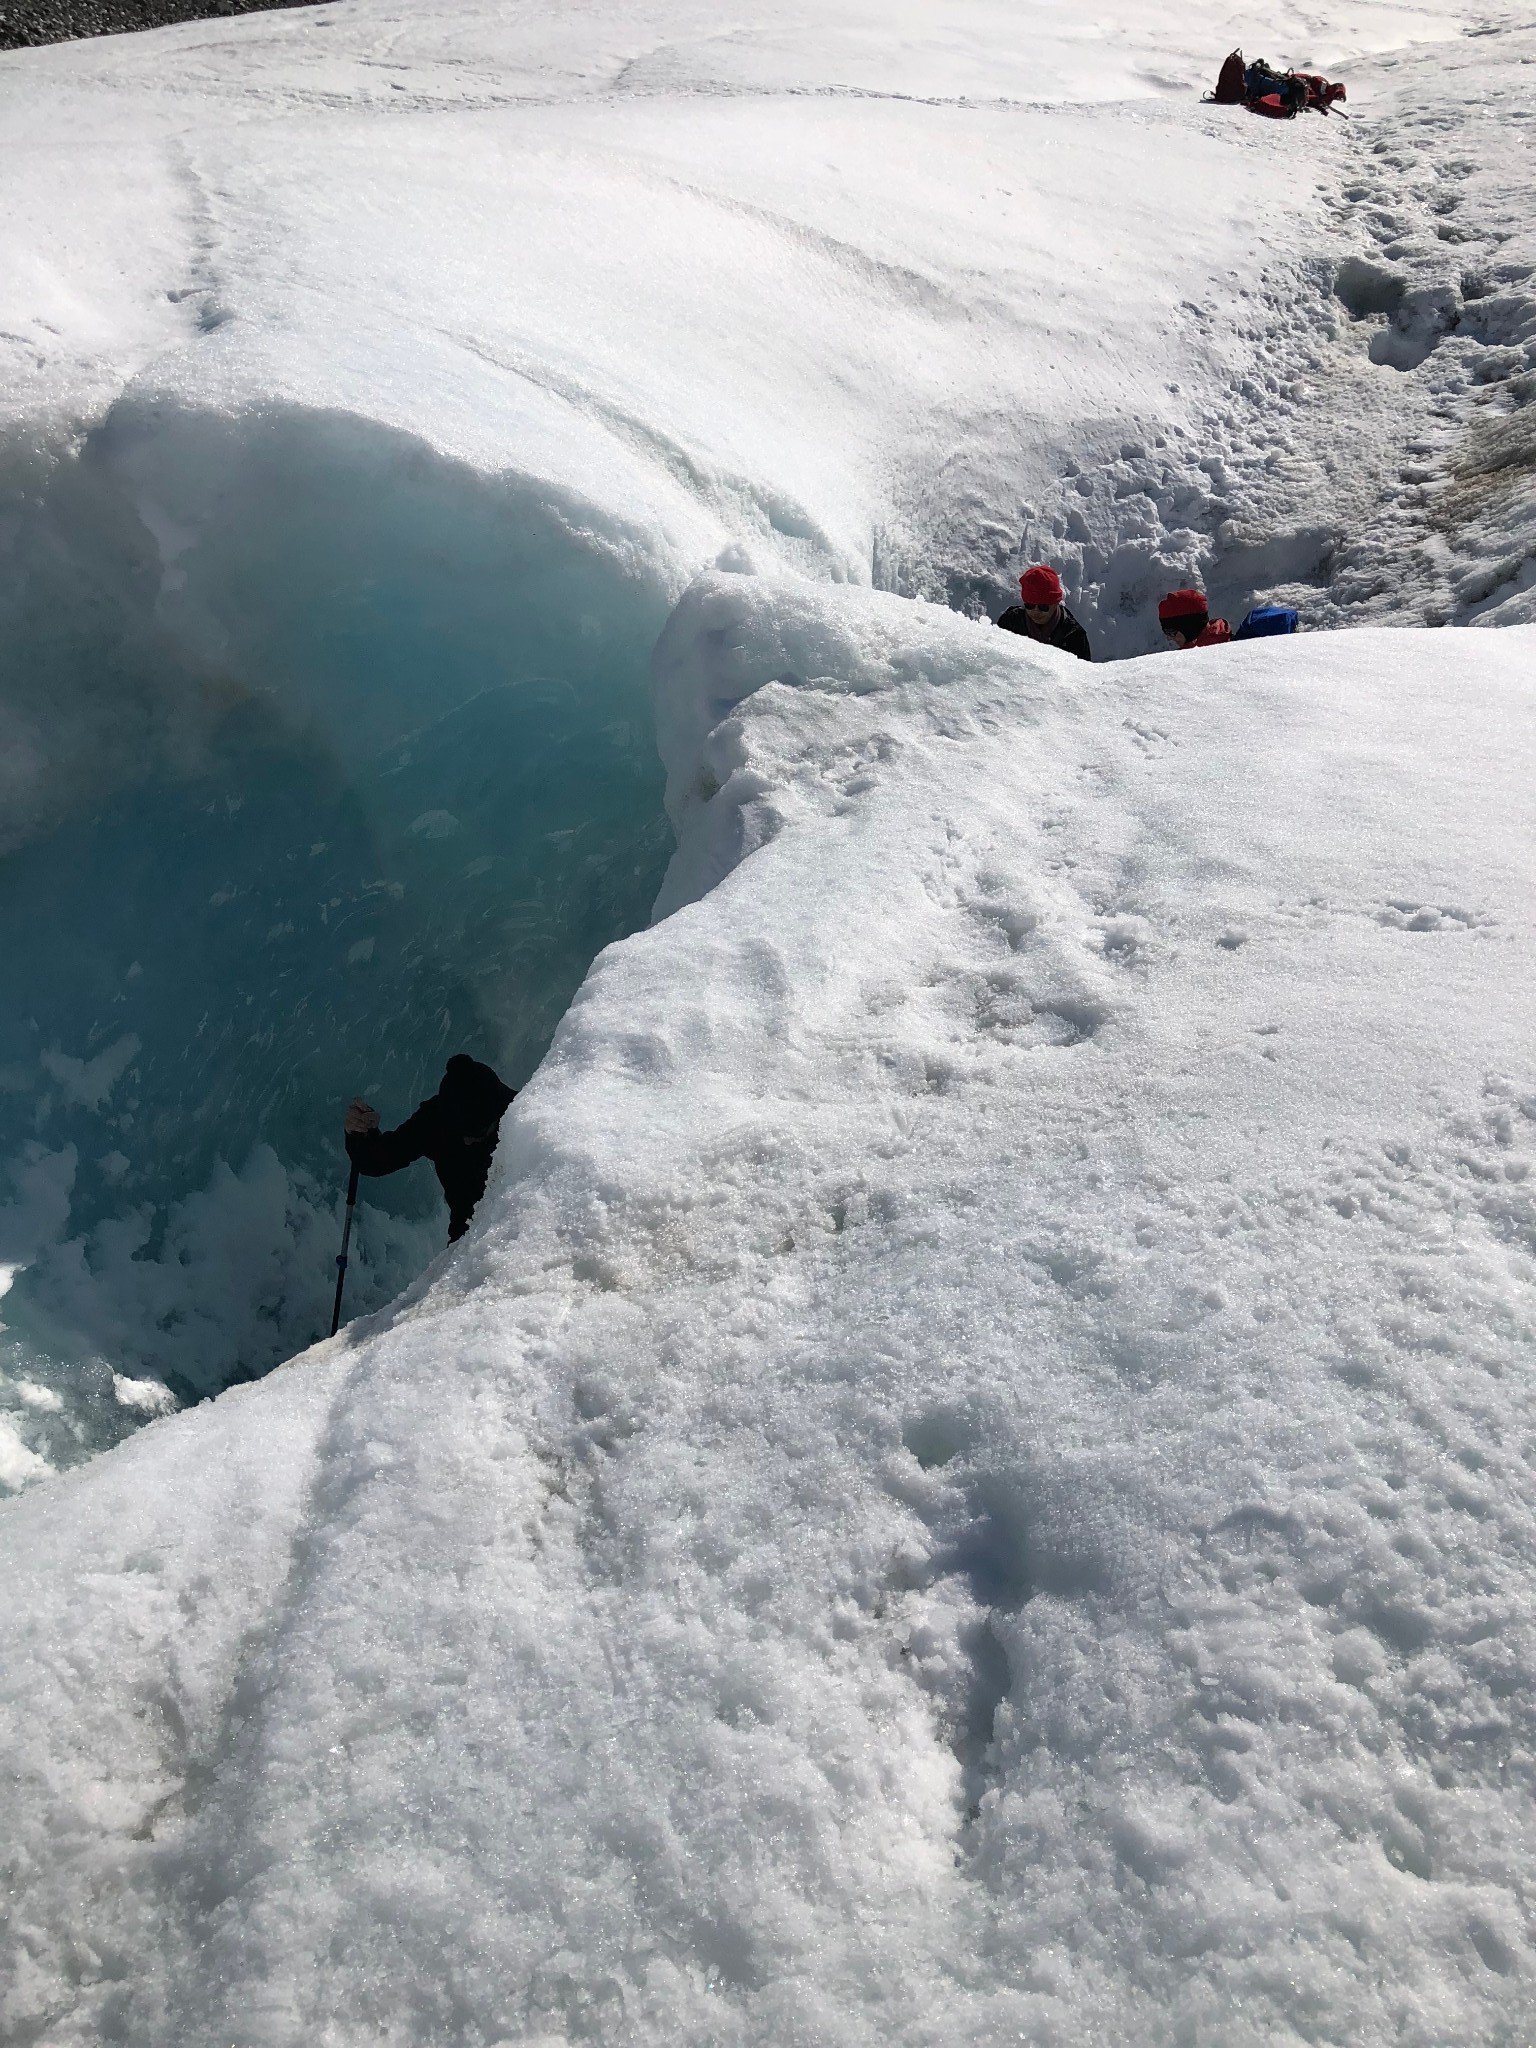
1208,48 -> 1347,116
1212,49 -> 1246,103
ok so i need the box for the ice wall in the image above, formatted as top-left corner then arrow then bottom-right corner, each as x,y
0,399 -> 678,1473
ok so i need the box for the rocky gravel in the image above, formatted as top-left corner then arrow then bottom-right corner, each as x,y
1,0 -> 326,51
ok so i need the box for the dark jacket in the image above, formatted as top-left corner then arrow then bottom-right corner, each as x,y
996,602 -> 1092,662
346,1055 -> 516,1241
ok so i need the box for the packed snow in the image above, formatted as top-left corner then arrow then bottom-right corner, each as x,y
2,0 -> 1535,2040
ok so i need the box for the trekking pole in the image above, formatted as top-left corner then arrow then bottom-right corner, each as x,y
330,1164 -> 360,1338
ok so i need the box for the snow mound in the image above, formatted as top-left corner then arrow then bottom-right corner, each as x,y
3,572 -> 1533,2044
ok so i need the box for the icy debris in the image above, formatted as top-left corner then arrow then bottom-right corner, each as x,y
108,1372 -> 177,1415
38,1034 -> 139,1112
408,809 -> 460,839
0,1416 -> 51,1489
10,1380 -> 62,1412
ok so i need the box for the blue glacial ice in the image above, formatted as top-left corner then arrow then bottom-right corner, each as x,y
0,399 -> 677,1477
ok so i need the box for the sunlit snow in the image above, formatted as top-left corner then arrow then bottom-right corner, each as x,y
1,0 -> 1534,2042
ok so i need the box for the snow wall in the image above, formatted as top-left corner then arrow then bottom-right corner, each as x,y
0,398 -> 677,1477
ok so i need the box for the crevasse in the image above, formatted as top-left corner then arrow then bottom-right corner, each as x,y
0,398 -> 677,1457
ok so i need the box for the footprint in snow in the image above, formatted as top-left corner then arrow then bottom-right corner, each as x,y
1375,899 -> 1491,932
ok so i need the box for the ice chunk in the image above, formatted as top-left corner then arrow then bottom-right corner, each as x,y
39,1035 -> 140,1112
0,1417 -> 50,1489
109,1373 -> 177,1416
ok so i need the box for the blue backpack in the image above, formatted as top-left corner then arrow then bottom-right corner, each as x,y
1234,605 -> 1299,640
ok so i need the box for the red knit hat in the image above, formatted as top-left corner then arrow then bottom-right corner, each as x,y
1158,588 -> 1209,623
1019,565 -> 1063,605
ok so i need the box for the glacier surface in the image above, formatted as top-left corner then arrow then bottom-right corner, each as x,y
2,0 -> 1536,2040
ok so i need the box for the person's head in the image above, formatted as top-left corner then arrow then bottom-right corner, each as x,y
439,1053 -> 508,1139
1158,589 -> 1209,646
1019,564 -> 1064,627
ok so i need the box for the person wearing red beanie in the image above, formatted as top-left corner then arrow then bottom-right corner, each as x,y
997,564 -> 1092,661
1157,588 -> 1231,649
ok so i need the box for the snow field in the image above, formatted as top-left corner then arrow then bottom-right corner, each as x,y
4,568 -> 1533,2043
2,0 -> 1536,2036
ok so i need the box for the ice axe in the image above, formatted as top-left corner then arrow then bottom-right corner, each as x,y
330,1163 -> 360,1338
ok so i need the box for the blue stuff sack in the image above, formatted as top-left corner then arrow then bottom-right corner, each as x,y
1234,605 -> 1299,639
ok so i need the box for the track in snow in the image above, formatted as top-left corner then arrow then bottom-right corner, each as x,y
934,23 -> 1536,652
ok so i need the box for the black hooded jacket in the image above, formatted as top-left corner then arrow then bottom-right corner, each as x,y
346,1055 -> 516,1240
996,602 -> 1092,662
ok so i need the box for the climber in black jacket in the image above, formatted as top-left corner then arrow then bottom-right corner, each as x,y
344,1054 -> 516,1241
995,564 -> 1092,661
